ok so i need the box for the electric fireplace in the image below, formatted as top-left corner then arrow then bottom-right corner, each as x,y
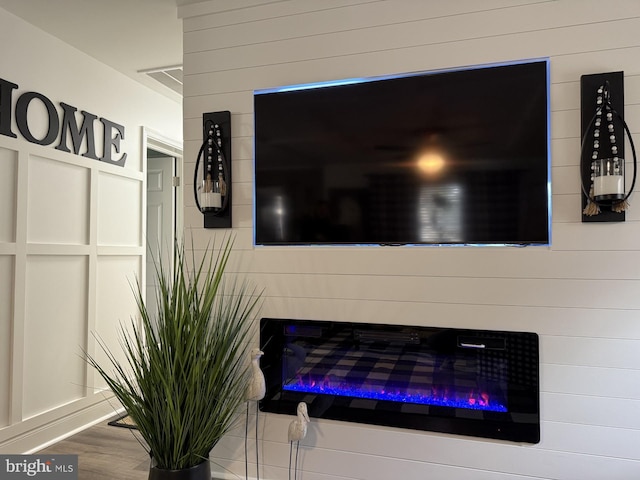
260,318 -> 540,443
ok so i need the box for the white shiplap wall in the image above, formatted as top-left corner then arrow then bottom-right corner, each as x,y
179,1 -> 640,479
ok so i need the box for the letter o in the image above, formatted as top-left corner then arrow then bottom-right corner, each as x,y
16,91 -> 60,145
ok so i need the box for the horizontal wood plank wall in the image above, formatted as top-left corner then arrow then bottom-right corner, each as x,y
179,1 -> 640,478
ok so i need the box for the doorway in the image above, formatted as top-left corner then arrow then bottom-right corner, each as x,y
144,129 -> 183,319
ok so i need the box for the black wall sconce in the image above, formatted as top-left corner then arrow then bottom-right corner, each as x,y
194,111 -> 232,228
580,72 -> 637,222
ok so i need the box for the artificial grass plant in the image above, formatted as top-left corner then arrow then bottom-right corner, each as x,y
87,236 -> 261,471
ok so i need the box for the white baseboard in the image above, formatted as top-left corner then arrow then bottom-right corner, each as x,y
0,396 -> 123,454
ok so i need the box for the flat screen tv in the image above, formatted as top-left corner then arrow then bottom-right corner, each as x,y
253,59 -> 550,246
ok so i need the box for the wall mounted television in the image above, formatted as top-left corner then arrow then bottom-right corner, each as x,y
253,59 -> 550,246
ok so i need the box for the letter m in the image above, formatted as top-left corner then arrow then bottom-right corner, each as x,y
56,102 -> 99,160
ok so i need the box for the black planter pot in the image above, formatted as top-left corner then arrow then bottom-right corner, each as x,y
148,460 -> 211,480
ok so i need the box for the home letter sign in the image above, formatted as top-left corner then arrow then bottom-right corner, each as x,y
0,76 -> 127,167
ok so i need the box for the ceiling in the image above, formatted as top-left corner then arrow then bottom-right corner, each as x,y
0,0 -> 184,102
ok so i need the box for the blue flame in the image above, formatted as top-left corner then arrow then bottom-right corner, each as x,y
283,382 -> 507,413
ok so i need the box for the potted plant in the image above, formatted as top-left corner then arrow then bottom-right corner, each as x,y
87,237 -> 261,479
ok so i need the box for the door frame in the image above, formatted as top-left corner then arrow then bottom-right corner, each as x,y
142,127 -> 183,299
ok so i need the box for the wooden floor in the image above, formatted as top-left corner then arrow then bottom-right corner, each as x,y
37,418 -> 150,479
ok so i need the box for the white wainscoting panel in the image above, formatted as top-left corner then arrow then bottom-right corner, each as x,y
22,255 -> 88,419
93,255 -> 142,391
26,155 -> 90,245
97,172 -> 142,247
0,146 -> 17,244
0,255 -> 13,427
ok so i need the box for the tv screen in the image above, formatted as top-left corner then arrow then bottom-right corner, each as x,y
253,59 -> 550,246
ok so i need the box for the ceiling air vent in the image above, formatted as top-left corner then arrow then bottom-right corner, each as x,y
139,65 -> 183,96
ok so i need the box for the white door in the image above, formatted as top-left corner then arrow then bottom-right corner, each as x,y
146,154 -> 175,322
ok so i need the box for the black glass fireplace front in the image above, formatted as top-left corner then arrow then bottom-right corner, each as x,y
260,318 -> 539,443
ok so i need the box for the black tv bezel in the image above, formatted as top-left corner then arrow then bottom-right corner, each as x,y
253,59 -> 551,248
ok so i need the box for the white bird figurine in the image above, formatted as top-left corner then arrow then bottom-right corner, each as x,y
245,348 -> 265,480
288,402 -> 310,442
288,402 -> 310,480
246,348 -> 266,401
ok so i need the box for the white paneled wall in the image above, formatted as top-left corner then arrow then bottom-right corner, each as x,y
0,6 -> 182,453
0,138 -> 145,449
179,0 -> 640,479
